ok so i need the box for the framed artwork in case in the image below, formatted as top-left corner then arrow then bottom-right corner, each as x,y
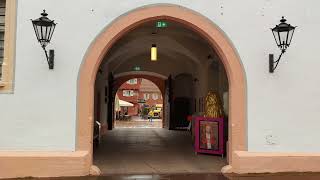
194,116 -> 224,155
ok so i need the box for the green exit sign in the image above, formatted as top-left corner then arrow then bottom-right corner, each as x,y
156,21 -> 168,28
133,66 -> 141,71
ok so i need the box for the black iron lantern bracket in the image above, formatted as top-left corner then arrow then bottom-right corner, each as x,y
269,17 -> 296,73
269,49 -> 285,73
43,49 -> 54,70
31,10 -> 57,69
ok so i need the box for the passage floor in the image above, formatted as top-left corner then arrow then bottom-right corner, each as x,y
93,128 -> 227,175
19,173 -> 320,180
114,116 -> 162,128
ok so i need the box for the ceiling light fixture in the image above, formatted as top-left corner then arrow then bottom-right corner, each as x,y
151,44 -> 157,61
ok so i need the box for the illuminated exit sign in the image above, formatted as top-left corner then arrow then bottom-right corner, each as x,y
133,66 -> 141,71
156,21 -> 168,28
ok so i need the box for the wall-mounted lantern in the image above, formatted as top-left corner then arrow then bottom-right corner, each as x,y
31,10 -> 57,69
269,17 -> 296,73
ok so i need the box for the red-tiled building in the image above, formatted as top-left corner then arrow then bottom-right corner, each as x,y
117,78 -> 162,116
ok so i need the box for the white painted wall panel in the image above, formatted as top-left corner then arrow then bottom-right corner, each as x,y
0,0 -> 319,152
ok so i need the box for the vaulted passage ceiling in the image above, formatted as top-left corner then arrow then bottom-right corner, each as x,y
100,20 -> 221,77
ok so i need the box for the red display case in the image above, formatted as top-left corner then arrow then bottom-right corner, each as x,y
194,116 -> 224,156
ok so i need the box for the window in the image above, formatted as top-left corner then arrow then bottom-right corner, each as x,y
0,0 -> 16,93
127,78 -> 137,85
152,93 -> 159,100
123,90 -> 134,97
144,93 -> 150,100
0,0 -> 5,81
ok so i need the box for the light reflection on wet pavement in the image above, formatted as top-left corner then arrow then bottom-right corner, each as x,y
8,173 -> 320,180
115,117 -> 162,128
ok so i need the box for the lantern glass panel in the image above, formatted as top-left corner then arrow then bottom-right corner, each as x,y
48,26 -> 52,41
42,26 -> 47,41
32,24 -> 40,40
46,26 -> 51,40
49,24 -> 56,41
287,29 -> 295,47
44,26 -> 48,40
272,30 -> 280,47
37,25 -> 43,40
34,25 -> 40,40
279,31 -> 288,49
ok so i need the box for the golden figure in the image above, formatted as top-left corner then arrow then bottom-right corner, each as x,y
204,91 -> 223,118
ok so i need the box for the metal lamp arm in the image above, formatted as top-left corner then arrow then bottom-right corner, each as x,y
42,46 -> 54,69
272,50 -> 285,71
269,50 -> 285,73
42,46 -> 50,64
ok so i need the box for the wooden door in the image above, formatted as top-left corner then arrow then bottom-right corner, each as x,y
107,73 -> 114,130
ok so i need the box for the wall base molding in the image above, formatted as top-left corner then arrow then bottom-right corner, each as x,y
1,150 -> 320,179
0,151 -> 91,179
223,151 -> 320,174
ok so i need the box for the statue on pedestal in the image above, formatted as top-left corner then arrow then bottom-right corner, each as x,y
204,91 -> 223,118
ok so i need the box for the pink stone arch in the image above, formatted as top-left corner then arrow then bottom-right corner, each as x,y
77,4 -> 246,170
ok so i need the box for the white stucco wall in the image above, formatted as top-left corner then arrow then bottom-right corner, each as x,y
0,0 -> 320,152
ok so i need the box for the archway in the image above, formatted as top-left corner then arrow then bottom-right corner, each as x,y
114,73 -> 166,96
77,4 -> 246,172
113,75 -> 165,129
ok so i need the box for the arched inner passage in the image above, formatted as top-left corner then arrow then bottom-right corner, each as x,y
92,19 -> 230,174
114,77 -> 164,128
77,4 -> 246,175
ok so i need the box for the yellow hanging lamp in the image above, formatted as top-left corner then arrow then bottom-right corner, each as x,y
151,44 -> 157,61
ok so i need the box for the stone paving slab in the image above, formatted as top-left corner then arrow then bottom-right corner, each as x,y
93,128 -> 227,175
115,118 -> 162,128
